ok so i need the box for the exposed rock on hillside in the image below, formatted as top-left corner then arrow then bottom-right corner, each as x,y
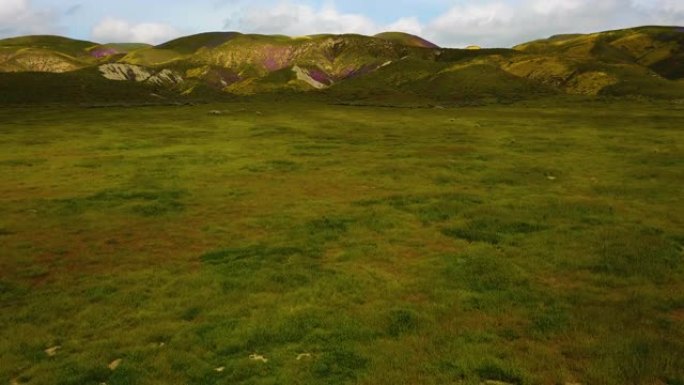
99,64 -> 183,86
293,65 -> 332,89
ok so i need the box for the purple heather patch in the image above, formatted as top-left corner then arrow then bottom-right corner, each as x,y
307,68 -> 333,85
263,57 -> 281,71
90,47 -> 119,58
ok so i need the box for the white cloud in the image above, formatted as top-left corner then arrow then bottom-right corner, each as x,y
222,2 -> 432,41
220,0 -> 684,49
386,17 -> 424,36
423,0 -> 684,48
224,2 -> 378,36
531,0 -> 585,15
91,18 -> 181,44
2,0 -> 684,48
631,0 -> 684,24
0,0 -> 60,37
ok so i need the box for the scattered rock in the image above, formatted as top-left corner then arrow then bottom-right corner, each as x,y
296,353 -> 312,361
108,359 -> 122,371
214,367 -> 225,372
208,110 -> 223,115
159,342 -> 166,348
255,111 -> 263,115
547,175 -> 557,181
44,346 -> 60,356
434,105 -> 446,110
249,354 -> 268,363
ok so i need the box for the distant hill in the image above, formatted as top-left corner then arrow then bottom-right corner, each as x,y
374,32 -> 439,48
515,26 -> 684,80
1,26 -> 683,104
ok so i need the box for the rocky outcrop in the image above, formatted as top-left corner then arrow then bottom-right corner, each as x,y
292,65 -> 332,89
98,64 -> 183,86
148,69 -> 184,86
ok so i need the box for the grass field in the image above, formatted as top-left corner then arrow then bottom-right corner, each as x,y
0,100 -> 683,385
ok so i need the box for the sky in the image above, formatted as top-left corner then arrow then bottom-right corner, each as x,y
1,0 -> 683,48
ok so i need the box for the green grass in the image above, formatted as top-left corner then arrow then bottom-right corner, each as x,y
0,35 -> 96,57
0,99 -> 683,385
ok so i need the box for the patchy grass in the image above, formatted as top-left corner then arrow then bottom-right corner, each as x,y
0,100 -> 682,385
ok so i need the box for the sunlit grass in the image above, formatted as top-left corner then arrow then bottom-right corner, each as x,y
0,100 -> 682,385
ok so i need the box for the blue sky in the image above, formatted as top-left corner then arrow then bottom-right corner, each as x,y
1,0 -> 683,47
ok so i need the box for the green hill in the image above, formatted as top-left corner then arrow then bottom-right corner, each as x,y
156,32 -> 242,53
375,32 -> 439,48
0,26 -> 683,103
0,35 -> 98,72
0,35 -> 96,56
515,26 -> 684,79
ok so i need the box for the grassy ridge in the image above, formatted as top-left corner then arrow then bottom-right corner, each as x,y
0,35 -> 97,57
0,101 -> 682,384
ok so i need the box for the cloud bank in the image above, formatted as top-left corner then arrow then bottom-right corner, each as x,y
91,18 -> 180,45
0,0 -> 682,47
224,0 -> 684,48
0,0 -> 60,36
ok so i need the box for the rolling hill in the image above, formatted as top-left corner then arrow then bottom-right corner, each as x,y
0,26 -> 682,104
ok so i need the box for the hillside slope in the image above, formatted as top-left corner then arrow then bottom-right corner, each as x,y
0,26 -> 683,103
510,26 -> 684,97
0,35 -> 150,73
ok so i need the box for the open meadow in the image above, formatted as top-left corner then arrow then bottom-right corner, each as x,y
1,100 -> 683,385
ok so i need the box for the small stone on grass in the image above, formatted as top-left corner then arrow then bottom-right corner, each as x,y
249,354 -> 268,363
108,359 -> 122,371
44,346 -> 60,356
